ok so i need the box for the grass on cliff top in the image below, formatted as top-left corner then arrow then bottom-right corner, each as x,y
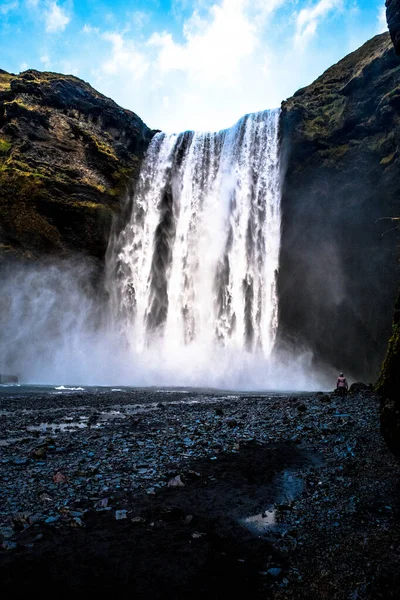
0,73 -> 12,92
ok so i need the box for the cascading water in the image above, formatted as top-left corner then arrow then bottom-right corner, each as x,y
107,109 -> 281,366
1,109 -> 326,389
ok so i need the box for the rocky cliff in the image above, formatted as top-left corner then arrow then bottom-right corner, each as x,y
387,0 -> 400,54
372,0 -> 400,457
277,32 -> 400,381
0,69 -> 154,262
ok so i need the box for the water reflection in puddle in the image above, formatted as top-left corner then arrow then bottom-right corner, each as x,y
242,508 -> 276,533
27,422 -> 88,433
240,470 -> 304,535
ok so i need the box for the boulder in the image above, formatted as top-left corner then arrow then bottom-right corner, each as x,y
349,382 -> 370,394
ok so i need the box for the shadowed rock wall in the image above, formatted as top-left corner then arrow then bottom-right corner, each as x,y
277,33 -> 400,380
387,0 -> 400,55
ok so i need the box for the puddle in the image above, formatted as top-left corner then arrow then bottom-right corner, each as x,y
240,469 -> 305,535
241,508 -> 276,534
0,436 -> 34,447
27,422 -> 88,433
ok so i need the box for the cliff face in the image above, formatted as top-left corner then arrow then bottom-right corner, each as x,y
373,1 -> 400,457
0,69 -> 154,262
277,32 -> 400,381
387,0 -> 400,54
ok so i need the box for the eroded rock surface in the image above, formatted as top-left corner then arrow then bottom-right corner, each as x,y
278,32 -> 400,380
0,69 -> 154,261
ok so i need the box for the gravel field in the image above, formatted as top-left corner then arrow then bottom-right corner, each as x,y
0,387 -> 399,599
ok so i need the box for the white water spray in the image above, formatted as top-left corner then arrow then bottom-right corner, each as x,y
108,110 -> 281,360
0,110 -> 331,390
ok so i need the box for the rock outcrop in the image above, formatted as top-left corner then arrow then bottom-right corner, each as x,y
386,0 -> 400,54
375,291 -> 400,455
0,69 -> 154,262
277,32 -> 400,381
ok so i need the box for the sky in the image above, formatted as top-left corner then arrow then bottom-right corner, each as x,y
0,0 -> 388,133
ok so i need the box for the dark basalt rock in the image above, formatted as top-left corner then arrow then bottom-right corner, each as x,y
375,289 -> 400,456
277,32 -> 400,381
386,0 -> 400,55
348,382 -> 370,394
0,69 -> 155,262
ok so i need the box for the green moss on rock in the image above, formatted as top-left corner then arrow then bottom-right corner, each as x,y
0,68 -> 155,260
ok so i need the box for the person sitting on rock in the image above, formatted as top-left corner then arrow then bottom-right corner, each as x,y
336,372 -> 348,397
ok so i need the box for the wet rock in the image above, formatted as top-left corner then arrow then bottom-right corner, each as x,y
115,510 -> 127,520
12,511 -> 32,530
1,541 -> 17,551
53,472 -> 67,484
168,475 -> 185,488
349,382 -> 369,394
319,395 -> 330,403
31,446 -> 47,459
0,526 -> 15,539
267,568 -> 282,577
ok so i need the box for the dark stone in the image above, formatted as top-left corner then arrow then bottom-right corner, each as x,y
376,290 -> 400,456
319,394 -> 331,403
380,397 -> 400,455
349,382 -> 369,393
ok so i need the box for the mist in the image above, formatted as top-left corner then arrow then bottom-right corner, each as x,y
0,258 -> 334,391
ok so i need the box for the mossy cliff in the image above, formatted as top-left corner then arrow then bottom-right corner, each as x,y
0,69 -> 154,262
277,32 -> 400,382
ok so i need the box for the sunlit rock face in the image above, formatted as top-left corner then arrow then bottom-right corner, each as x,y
277,32 -> 400,381
0,69 -> 154,262
386,0 -> 400,55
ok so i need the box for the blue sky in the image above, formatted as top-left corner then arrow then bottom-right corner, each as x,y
0,0 -> 388,132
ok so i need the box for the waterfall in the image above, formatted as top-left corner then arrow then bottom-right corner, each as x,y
0,108 -> 329,389
107,109 -> 281,362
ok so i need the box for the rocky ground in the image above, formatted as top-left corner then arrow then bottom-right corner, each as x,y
0,387 -> 399,599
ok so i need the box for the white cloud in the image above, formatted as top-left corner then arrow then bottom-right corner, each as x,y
0,1 -> 19,14
83,0 -> 384,133
20,61 -> 28,70
148,0 -> 260,86
59,59 -> 79,75
40,54 -> 51,68
82,23 -> 99,34
131,10 -> 149,29
93,0 -> 290,131
294,0 -> 342,49
101,32 -> 149,79
376,5 -> 387,33
44,1 -> 70,33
